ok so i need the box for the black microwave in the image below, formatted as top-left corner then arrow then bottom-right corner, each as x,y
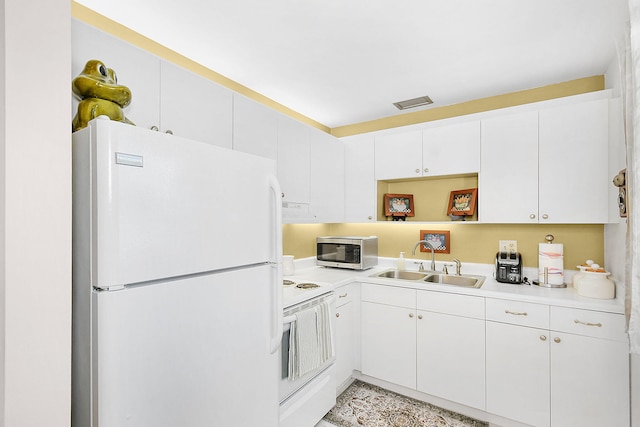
316,236 -> 378,270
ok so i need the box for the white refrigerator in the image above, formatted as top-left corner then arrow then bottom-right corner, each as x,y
72,118 -> 283,427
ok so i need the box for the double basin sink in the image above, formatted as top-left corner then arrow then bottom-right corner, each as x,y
372,269 -> 485,288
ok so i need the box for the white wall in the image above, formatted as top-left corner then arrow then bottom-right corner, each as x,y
0,0 -> 72,426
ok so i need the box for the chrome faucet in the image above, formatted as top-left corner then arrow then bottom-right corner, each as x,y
453,258 -> 462,275
412,240 -> 436,271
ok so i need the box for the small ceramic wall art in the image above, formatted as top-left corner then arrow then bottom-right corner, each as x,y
72,59 -> 135,131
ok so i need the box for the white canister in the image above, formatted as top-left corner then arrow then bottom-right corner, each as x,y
283,255 -> 295,276
576,270 -> 615,299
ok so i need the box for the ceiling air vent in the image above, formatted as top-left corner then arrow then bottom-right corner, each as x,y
393,95 -> 433,110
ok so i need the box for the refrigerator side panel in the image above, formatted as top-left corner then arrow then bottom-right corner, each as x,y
93,265 -> 279,427
71,125 -> 94,427
90,119 -> 279,288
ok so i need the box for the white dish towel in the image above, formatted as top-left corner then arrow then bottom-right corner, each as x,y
288,300 -> 334,381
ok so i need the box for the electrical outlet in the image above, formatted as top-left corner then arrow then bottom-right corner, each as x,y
499,240 -> 517,253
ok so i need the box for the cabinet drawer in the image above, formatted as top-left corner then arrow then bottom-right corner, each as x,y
550,306 -> 627,342
417,291 -> 484,319
361,283 -> 415,308
335,284 -> 356,308
486,299 -> 549,329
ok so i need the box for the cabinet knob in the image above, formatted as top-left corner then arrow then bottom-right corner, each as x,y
554,337 -> 561,343
150,125 -> 159,131
165,129 -> 173,135
418,314 -> 423,320
540,335 -> 547,341
281,192 -> 285,198
415,168 -> 420,174
409,313 -> 414,318
368,216 -> 373,220
424,168 -> 429,173
335,313 -> 340,318
542,214 -> 549,219
530,214 -> 536,219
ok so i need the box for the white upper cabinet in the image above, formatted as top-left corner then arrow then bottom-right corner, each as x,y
277,114 -> 310,205
160,62 -> 233,148
232,94 -> 278,160
343,134 -> 376,222
538,99 -> 609,223
480,98 -> 609,223
422,121 -> 480,176
73,20 -> 233,148
375,121 -> 480,181
480,111 -> 539,223
309,128 -> 345,223
374,130 -> 423,180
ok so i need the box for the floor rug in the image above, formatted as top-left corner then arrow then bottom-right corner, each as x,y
323,380 -> 488,427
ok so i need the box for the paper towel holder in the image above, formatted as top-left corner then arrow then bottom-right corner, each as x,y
533,234 -> 567,288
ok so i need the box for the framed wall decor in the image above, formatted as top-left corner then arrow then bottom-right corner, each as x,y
448,188 -> 478,216
384,193 -> 415,220
419,230 -> 450,254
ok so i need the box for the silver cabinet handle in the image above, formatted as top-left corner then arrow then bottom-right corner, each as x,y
415,168 -> 420,174
554,337 -> 561,343
424,168 -> 429,173
338,293 -> 348,298
368,216 -> 373,220
165,129 -> 173,135
150,125 -> 159,131
281,192 -> 285,198
505,309 -> 528,316
530,214 -> 536,219
335,313 -> 340,318
542,214 -> 549,219
540,335 -> 547,341
409,313 -> 414,318
418,314 -> 423,320
574,319 -> 602,327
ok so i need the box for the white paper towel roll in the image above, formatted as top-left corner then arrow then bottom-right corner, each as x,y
539,243 -> 564,285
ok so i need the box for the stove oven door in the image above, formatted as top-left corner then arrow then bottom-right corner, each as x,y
278,293 -> 336,427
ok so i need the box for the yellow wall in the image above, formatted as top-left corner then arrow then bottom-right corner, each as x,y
283,223 -> 604,271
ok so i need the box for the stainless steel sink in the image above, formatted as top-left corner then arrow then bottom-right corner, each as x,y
424,274 -> 485,288
374,270 -> 430,280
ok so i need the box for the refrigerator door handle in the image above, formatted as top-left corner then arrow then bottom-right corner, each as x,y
268,174 -> 283,354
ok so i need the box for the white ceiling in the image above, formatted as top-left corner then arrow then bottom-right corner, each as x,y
74,0 -> 629,128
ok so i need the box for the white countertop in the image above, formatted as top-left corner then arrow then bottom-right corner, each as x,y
286,257 -> 625,314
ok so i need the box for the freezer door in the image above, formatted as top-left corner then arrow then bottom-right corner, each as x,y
92,264 -> 280,427
74,119 -> 282,289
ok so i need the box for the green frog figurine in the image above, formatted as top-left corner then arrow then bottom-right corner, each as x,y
72,59 -> 134,131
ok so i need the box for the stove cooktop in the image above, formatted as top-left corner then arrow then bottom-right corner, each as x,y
282,278 -> 334,308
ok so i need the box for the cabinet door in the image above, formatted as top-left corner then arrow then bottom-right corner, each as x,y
343,135 -> 376,222
72,19 -> 161,131
361,302 -> 416,389
422,121 -> 480,176
334,300 -> 355,388
309,129 -> 344,223
480,111 -> 539,223
232,94 -> 278,160
277,114 -> 310,204
538,99 -> 609,223
374,131 -> 422,180
550,332 -> 629,427
486,321 -> 550,427
417,311 -> 485,409
160,61 -> 233,148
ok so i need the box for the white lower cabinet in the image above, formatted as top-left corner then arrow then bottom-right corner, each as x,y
416,292 -> 485,410
334,284 -> 358,389
485,299 -> 629,427
361,284 -> 416,389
